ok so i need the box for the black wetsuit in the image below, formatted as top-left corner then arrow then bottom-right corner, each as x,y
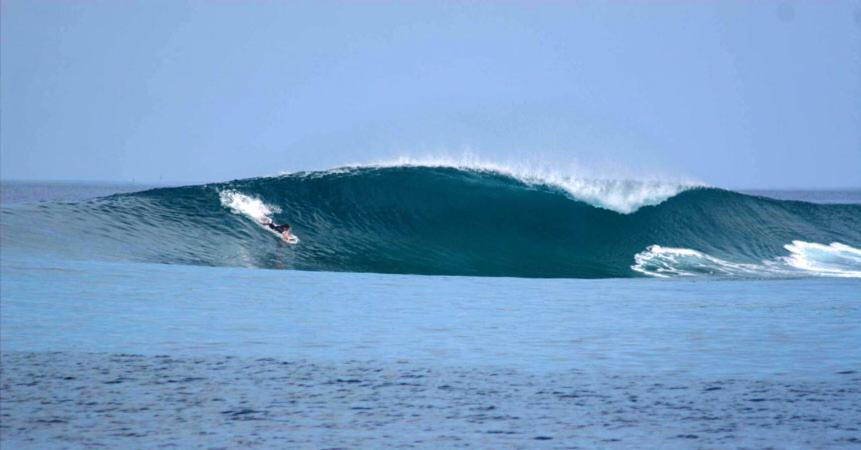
267,222 -> 290,233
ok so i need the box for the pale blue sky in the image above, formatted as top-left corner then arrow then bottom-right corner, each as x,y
2,1 -> 859,188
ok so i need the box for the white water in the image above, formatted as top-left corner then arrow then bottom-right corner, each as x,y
285,155 -> 700,214
219,190 -> 299,244
218,190 -> 280,223
632,240 -> 861,279
781,241 -> 861,277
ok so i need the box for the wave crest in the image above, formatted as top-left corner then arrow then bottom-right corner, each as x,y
299,156 -> 699,214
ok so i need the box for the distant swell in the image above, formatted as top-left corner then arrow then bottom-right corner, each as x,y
2,165 -> 860,278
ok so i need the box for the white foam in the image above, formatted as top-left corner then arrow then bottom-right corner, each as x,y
781,241 -> 861,278
282,154 -> 700,214
632,241 -> 861,279
219,190 -> 280,223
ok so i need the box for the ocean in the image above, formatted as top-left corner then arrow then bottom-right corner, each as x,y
1,166 -> 860,449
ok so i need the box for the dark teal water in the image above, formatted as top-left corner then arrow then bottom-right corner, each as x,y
2,167 -> 860,278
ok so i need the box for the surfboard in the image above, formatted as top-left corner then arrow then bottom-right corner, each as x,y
261,222 -> 299,245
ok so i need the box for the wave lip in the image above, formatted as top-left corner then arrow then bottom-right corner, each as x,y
550,178 -> 689,214
330,156 -> 699,214
632,241 -> 861,279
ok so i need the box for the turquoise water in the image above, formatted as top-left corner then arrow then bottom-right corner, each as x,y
3,254 -> 860,378
1,177 -> 860,448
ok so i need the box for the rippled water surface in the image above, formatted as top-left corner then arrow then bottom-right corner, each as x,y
2,253 -> 860,448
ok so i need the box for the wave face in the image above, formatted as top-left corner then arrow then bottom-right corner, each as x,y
2,165 -> 860,278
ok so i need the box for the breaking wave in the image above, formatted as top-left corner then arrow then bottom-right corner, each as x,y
2,164 -> 859,278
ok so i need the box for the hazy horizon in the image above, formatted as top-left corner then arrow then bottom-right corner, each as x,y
3,175 -> 861,193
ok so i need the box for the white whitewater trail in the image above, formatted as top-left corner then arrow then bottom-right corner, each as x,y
632,241 -> 861,279
219,190 -> 280,224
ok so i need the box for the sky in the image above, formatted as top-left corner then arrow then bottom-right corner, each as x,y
1,1 -> 859,188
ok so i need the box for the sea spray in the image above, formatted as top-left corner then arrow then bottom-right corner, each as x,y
219,190 -> 280,223
332,156 -> 700,213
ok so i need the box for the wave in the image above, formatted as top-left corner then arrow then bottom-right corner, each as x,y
2,164 -> 860,278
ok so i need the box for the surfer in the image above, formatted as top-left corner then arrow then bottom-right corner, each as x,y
262,218 -> 293,241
